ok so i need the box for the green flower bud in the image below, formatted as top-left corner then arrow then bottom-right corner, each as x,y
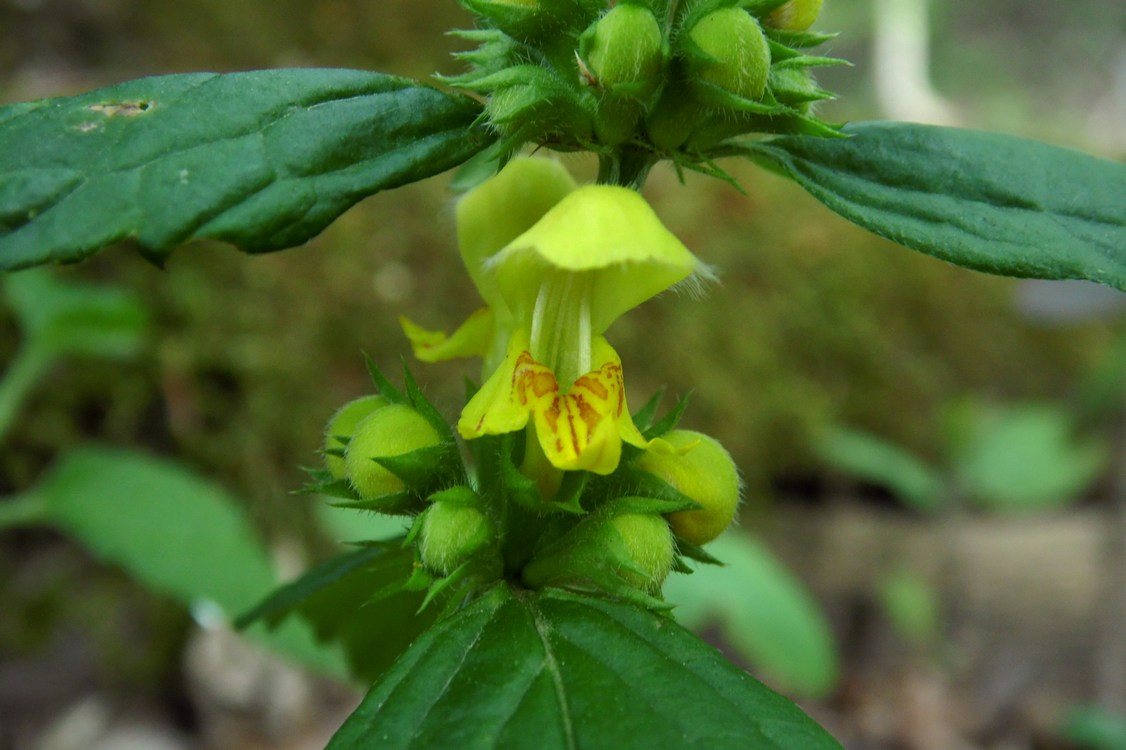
344,403 -> 442,499
764,0 -> 822,31
644,86 -> 697,151
323,395 -> 389,479
521,510 -> 674,594
686,8 -> 771,101
582,4 -> 664,94
419,496 -> 494,575
635,430 -> 741,545
608,513 -> 674,590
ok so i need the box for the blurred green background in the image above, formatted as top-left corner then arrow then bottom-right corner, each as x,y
2,0 -> 1125,748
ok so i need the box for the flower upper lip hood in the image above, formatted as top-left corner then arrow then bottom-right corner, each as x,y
486,183 -> 708,338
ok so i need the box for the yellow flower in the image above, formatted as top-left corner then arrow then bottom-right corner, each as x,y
403,157 -> 708,477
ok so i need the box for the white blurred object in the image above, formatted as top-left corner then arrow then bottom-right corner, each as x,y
35,697 -> 190,750
873,0 -> 961,125
1086,46 -> 1126,154
1014,279 -> 1126,325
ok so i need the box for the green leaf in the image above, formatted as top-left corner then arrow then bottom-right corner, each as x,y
876,567 -> 940,648
0,69 -> 492,269
238,538 -> 435,683
3,268 -> 146,358
952,403 -> 1108,513
663,533 -> 839,698
19,446 -> 348,676
739,122 -> 1126,291
328,585 -> 840,750
814,426 -> 946,512
1064,706 -> 1126,750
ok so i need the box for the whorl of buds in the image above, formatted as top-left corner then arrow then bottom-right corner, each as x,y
343,403 -> 442,499
635,430 -> 741,545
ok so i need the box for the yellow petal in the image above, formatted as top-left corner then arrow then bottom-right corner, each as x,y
458,328 -> 536,439
458,332 -> 648,475
400,308 -> 495,363
488,185 -> 709,334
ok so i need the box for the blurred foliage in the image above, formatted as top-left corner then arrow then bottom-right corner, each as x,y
1065,706 -> 1126,750
664,531 -> 839,698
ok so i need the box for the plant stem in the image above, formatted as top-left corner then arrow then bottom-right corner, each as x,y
0,344 -> 50,444
597,149 -> 656,190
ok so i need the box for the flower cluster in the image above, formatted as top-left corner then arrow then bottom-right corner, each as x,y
447,0 -> 841,180
318,158 -> 742,607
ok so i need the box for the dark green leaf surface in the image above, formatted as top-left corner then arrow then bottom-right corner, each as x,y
328,585 -> 840,750
0,69 -> 491,269
742,122 -> 1126,290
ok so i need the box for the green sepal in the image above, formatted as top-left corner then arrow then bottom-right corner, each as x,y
363,354 -> 408,404
418,558 -> 476,612
401,358 -> 457,442
499,435 -> 544,511
764,27 -> 839,48
771,53 -> 849,71
459,0 -> 602,42
428,485 -> 485,506
671,555 -> 695,574
611,464 -> 704,514
770,68 -> 836,106
690,80 -> 791,116
458,0 -> 542,40
328,491 -> 418,515
631,386 -> 668,434
551,470 -> 590,515
643,390 -> 692,440
449,28 -> 522,75
674,535 -> 726,566
373,441 -> 465,493
300,476 -> 362,502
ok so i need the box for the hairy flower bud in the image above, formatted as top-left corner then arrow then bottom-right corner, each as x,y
608,513 -> 674,590
764,0 -> 823,31
686,8 -> 771,101
323,395 -> 389,478
419,494 -> 494,575
583,4 -> 664,93
636,430 -> 741,545
521,509 -> 674,594
344,403 -> 442,499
